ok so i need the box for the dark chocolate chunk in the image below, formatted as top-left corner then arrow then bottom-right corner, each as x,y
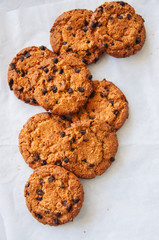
89,116 -> 95,120
9,79 -> 14,90
48,175 -> 55,183
73,199 -> 80,203
125,45 -> 130,50
75,68 -> 81,73
67,26 -> 72,30
62,200 -> 67,206
19,56 -> 24,61
117,15 -> 123,19
87,74 -> 92,80
42,88 -> 47,95
114,110 -> 119,116
127,14 -> 132,20
91,22 -> 97,28
34,213 -> 43,219
55,212 -> 61,218
63,157 -> 69,163
51,85 -> 57,93
111,42 -> 114,46
66,46 -> 72,52
33,154 -> 40,161
40,45 -> 45,50
89,164 -> 95,167
25,98 -> 30,103
78,87 -> 84,92
10,63 -> 16,70
67,204 -> 72,212
110,157 -> 115,162
41,160 -> 47,165
80,129 -> 86,135
100,92 -> 107,98
86,50 -> 91,56
136,37 -> 141,44
82,58 -> 87,64
83,138 -> 89,142
36,189 -> 44,195
119,1 -> 125,6
47,75 -> 53,81
45,209 -> 50,214
104,43 -> 108,49
24,52 -> 31,58
60,132 -> 65,137
36,197 -> 42,201
71,148 -> 75,152
109,16 -> 114,20
55,160 -> 62,166
98,6 -> 103,12
59,69 -> 63,74
26,182 -> 30,187
83,26 -> 87,32
109,100 -> 114,106
39,178 -> 44,184
86,40 -> 90,43
62,42 -> 67,45
82,158 -> 87,162
70,137 -> 75,144
53,57 -> 58,63
54,218 -> 59,225
68,88 -> 73,93
32,98 -> 37,104
84,19 -> 89,26
90,91 -> 95,98
18,86 -> 24,92
21,70 -> 25,77
43,67 -> 49,73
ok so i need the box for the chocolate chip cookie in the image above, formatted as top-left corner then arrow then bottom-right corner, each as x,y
50,9 -> 104,64
47,120 -> 118,179
24,165 -> 84,226
90,1 -> 146,58
8,46 -> 54,104
19,112 -> 70,169
71,79 -> 129,131
34,53 -> 93,115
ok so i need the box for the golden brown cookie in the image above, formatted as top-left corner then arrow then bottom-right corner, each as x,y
34,53 -> 93,115
47,120 -> 118,179
70,79 -> 129,131
24,165 -> 84,226
50,9 -> 104,64
8,46 -> 54,104
90,1 -> 146,58
19,112 -> 70,169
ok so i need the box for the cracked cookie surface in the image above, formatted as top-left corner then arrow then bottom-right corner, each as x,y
90,1 -> 146,58
69,79 -> 128,131
19,112 -> 71,169
47,120 -> 118,179
8,46 -> 54,104
50,9 -> 104,64
24,165 -> 84,226
34,53 -> 93,115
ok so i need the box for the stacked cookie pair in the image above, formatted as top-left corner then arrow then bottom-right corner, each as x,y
7,1 -> 146,226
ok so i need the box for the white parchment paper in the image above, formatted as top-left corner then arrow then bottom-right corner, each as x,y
0,0 -> 159,239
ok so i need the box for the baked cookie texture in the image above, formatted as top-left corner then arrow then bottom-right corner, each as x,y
47,120 -> 118,179
8,46 -> 54,104
24,165 -> 84,226
19,112 -> 71,169
69,79 -> 128,131
90,1 -> 146,58
50,9 -> 104,64
34,53 -> 93,115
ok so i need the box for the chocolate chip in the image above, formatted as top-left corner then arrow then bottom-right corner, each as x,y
43,67 -> 49,73
104,43 -> 108,49
120,1 -> 125,6
67,204 -> 72,212
89,116 -> 95,120
55,212 -> 61,217
41,160 -> 47,165
36,197 -> 42,201
94,58 -> 99,63
53,58 -> 58,63
98,6 -> 103,12
47,75 -> 53,81
26,182 -> 30,187
110,157 -> 115,162
111,42 -> 114,46
109,16 -> 114,20
48,175 -> 55,183
56,101 -> 58,104
70,137 -> 75,144
26,191 -> 29,195
125,45 -> 130,50
87,74 -> 92,80
100,92 -> 107,98
10,63 -> 16,70
62,200 -> 67,206
68,88 -> 73,93
60,132 -> 65,137
39,178 -> 44,184
97,22 -> 102,27
62,42 -> 67,45
91,22 -> 97,28
127,14 -> 132,20
136,37 -> 141,44
60,115 -> 66,120
51,85 -> 57,93
67,26 -> 72,30
45,209 -> 50,214
114,110 -> 119,116
33,154 -> 40,161
63,157 -> 69,163
86,50 -> 91,56
37,189 -> 44,195
25,98 -> 30,103
42,88 -> 47,95
59,182 -> 65,188
73,199 -> 80,203
83,26 -> 87,32
59,69 -> 63,74
66,46 -> 72,52
55,160 -> 62,166
84,19 -> 89,26
21,70 -> 25,77
82,58 -> 87,64
90,91 -> 95,98
40,45 -> 45,50
9,79 -> 14,90
71,148 -> 75,152
75,68 -> 81,73
117,15 -> 123,19
34,213 -> 43,219
89,164 -> 95,167
78,87 -> 84,92
25,52 -> 31,58
83,138 -> 89,142
31,98 -> 37,104
19,56 -> 24,61
80,129 -> 86,135
15,68 -> 20,74
54,218 -> 59,225
82,158 -> 87,162
18,86 -> 24,92
86,40 -> 90,43
109,100 -> 114,105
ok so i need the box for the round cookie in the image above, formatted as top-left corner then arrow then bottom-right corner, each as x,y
90,1 -> 146,58
19,112 -> 71,169
70,79 -> 129,131
24,165 -> 84,226
47,120 -> 118,179
34,53 -> 93,115
50,9 -> 104,64
8,46 -> 54,105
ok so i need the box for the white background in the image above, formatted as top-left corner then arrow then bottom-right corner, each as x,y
0,0 -> 159,239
